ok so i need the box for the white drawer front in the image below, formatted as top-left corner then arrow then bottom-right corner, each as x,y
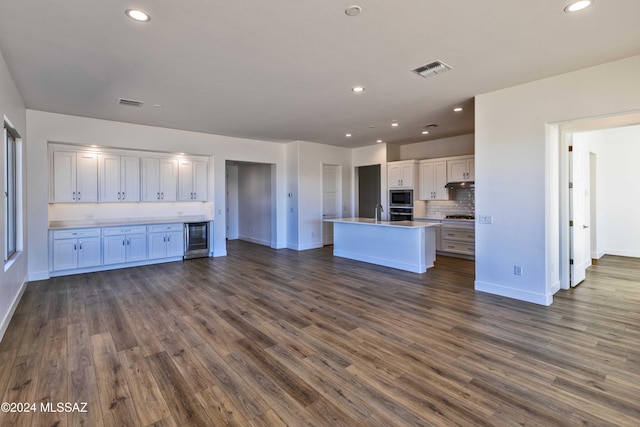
441,228 -> 475,242
102,226 -> 147,236
53,228 -> 101,239
148,223 -> 184,233
441,240 -> 475,255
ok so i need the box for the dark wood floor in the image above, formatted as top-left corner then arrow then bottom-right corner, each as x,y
1,241 -> 639,426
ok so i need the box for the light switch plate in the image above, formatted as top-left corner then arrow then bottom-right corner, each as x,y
479,215 -> 493,224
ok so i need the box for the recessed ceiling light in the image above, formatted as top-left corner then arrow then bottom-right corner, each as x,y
351,86 -> 365,93
391,122 -> 399,127
345,133 -> 352,137
376,139 -> 383,143
564,0 -> 592,13
453,107 -> 463,112
125,9 -> 151,22
345,5 -> 362,16
422,131 -> 429,135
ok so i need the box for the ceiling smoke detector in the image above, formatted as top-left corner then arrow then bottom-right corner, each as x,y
117,98 -> 144,107
412,60 -> 452,78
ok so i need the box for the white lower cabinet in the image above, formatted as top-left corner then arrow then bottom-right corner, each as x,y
148,224 -> 184,259
52,228 -> 102,271
103,226 -> 147,265
50,222 -> 190,276
440,221 -> 475,257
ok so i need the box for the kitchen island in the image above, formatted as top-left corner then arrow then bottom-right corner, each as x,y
324,218 -> 440,273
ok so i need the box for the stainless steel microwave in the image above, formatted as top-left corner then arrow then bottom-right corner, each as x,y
389,190 -> 413,206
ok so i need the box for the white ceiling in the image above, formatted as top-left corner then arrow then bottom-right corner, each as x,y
0,0 -> 639,148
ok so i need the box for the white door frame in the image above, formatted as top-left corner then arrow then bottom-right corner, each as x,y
557,111 -> 640,290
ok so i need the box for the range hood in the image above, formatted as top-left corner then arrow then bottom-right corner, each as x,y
445,181 -> 475,190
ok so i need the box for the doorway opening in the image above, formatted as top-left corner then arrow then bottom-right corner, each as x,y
322,164 -> 342,246
555,111 -> 640,290
225,161 -> 277,249
356,164 -> 381,219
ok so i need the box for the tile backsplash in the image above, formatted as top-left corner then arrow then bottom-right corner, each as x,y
414,187 -> 475,218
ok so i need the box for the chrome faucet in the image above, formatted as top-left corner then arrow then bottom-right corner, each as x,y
375,203 -> 384,222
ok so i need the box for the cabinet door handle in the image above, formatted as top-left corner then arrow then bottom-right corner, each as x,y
117,191 -> 121,200
163,236 -> 166,242
122,192 -> 125,200
72,191 -> 76,201
161,192 -> 164,199
77,191 -> 81,200
157,192 -> 160,200
122,237 -> 125,246
79,241 -> 83,250
127,238 -> 130,245
74,243 -> 77,250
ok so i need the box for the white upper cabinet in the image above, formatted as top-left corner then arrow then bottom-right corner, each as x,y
98,154 -> 140,202
141,157 -> 178,202
50,144 -> 209,204
51,151 -> 98,203
388,160 -> 418,189
419,160 -> 449,201
178,159 -> 208,201
447,156 -> 474,182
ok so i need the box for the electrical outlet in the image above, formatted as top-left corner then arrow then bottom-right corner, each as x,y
514,265 -> 523,276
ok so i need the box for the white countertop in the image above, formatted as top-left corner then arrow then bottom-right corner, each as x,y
415,217 -> 475,223
49,216 -> 213,230
325,217 -> 440,229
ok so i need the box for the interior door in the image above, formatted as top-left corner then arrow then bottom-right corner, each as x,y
322,164 -> 340,245
569,142 -> 591,286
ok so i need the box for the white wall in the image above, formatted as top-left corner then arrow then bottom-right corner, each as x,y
576,125 -> 640,258
291,141 -> 352,250
26,110 -> 288,279
238,162 -> 273,246
475,54 -> 640,305
0,50 -> 27,341
397,134 -> 474,161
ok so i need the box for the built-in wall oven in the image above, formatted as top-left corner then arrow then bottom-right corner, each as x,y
389,189 -> 413,221
184,222 -> 210,259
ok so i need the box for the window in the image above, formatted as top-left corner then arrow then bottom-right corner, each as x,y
4,120 -> 19,262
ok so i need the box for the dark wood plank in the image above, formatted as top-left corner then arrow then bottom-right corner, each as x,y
146,351 -> 213,427
1,242 -> 639,425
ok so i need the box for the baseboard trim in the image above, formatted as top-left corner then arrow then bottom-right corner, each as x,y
27,271 -> 50,281
475,280 -> 553,306
0,278 -> 28,344
238,236 -> 271,247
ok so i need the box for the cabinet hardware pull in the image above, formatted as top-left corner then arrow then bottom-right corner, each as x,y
122,238 -> 125,246
74,243 -> 77,250
122,192 -> 125,200
79,241 -> 82,250
78,191 -> 81,200
157,192 -> 160,200
72,191 -> 76,200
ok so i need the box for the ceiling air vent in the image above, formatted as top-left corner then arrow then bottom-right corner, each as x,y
412,60 -> 452,78
117,97 -> 144,107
